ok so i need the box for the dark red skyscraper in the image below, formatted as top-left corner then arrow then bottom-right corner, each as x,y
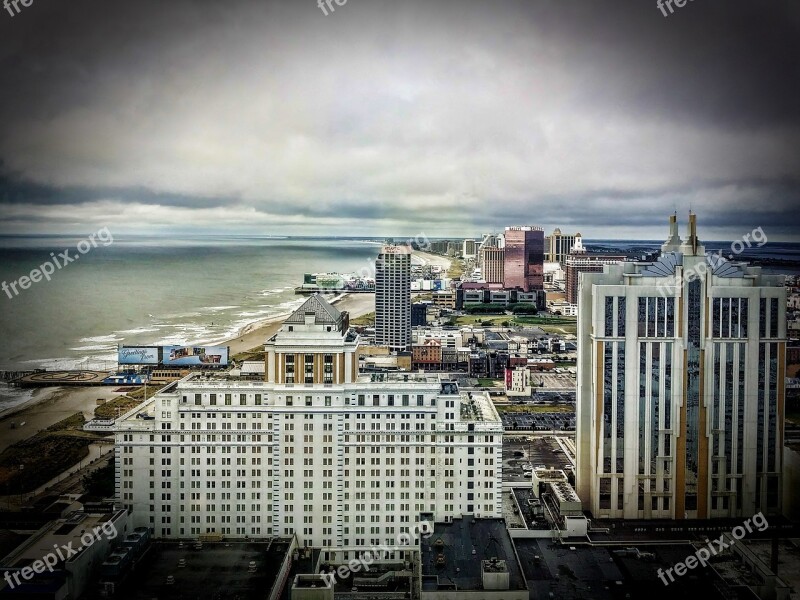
503,226 -> 544,292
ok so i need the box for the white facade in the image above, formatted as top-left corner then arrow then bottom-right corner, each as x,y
376,245 -> 411,352
462,239 -> 477,259
505,367 -> 531,397
115,295 -> 502,556
576,214 -> 787,520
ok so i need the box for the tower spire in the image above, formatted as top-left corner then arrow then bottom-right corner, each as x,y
661,211 -> 683,252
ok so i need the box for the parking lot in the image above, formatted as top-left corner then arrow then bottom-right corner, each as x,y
501,411 -> 576,432
530,372 -> 576,389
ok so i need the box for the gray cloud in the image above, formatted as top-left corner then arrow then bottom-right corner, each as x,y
0,0 -> 798,240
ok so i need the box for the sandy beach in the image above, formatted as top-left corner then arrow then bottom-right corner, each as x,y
0,249 -> 452,442
224,292 -> 377,356
414,250 -> 453,271
0,386 -> 121,453
223,249 -> 451,356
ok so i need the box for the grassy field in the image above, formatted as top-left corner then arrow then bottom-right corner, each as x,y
95,396 -> 144,419
496,404 -> 575,413
476,378 -> 501,387
0,412 -> 100,494
447,260 -> 465,280
350,311 -> 375,326
449,314 -> 577,335
94,384 -> 167,419
451,315 -> 512,326
232,348 -> 265,363
126,384 -> 166,401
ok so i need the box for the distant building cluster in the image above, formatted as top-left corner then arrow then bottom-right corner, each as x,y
432,226 -> 627,317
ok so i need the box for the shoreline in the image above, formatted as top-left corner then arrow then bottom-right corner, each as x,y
220,249 -> 451,356
0,386 -> 122,453
0,385 -> 60,421
222,291 -> 376,356
0,250 -> 450,424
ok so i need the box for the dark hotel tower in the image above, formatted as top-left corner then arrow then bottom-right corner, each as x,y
503,226 -> 544,292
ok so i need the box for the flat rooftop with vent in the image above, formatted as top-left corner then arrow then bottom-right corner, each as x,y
420,516 -> 528,600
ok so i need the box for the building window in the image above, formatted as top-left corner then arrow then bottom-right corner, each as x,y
305,354 -> 314,384
324,354 -> 334,384
285,354 -> 295,383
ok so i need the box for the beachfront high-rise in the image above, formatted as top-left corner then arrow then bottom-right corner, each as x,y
480,247 -> 505,284
546,228 -> 580,265
114,294 -> 504,555
503,226 -> 544,292
575,213 -> 787,520
375,244 -> 411,352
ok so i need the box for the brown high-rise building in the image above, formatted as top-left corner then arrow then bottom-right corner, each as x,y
503,226 -> 544,291
565,244 -> 626,304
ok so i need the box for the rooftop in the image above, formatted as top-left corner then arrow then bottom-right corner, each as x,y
114,540 -> 292,600
1,508 -> 125,571
420,517 -> 527,593
285,293 -> 343,326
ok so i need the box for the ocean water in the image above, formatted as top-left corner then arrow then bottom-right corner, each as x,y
589,239 -> 800,273
0,236 -> 383,372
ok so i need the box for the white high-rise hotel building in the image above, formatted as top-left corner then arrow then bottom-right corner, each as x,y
576,214 -> 786,520
115,294 -> 503,555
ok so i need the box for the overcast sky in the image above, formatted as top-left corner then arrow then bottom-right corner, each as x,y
0,0 -> 798,240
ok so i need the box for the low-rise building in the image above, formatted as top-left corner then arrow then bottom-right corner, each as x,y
420,516 -> 528,600
0,504 -> 129,599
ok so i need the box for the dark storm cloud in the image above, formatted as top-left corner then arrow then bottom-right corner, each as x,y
0,0 -> 797,239
0,169 -> 238,209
